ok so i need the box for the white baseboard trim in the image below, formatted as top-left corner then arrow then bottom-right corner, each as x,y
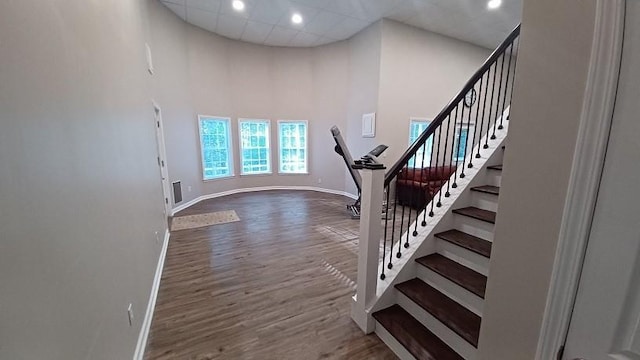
133,229 -> 170,360
171,186 -> 358,216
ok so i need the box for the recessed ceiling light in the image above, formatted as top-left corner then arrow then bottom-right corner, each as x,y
487,0 -> 502,9
291,13 -> 303,24
232,0 -> 245,11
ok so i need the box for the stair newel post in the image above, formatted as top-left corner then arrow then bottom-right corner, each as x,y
351,165 -> 385,334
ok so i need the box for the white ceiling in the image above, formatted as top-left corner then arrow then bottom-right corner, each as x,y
161,0 -> 522,49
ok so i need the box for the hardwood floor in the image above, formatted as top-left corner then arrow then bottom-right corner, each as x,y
145,190 -> 397,360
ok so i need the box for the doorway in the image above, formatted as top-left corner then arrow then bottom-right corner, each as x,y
153,102 -> 172,218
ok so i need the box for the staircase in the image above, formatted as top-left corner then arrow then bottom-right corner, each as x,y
350,24 -> 520,360
374,157 -> 504,360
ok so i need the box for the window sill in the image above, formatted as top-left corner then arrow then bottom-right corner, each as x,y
239,172 -> 273,177
203,175 -> 236,182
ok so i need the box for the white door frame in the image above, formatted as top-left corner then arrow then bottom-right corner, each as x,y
535,1 -> 625,358
152,101 -> 172,217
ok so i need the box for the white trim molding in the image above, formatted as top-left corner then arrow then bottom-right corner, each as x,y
133,229 -> 170,360
536,1 -> 625,358
171,186 -> 358,216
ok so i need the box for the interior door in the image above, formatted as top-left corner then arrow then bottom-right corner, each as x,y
563,1 -> 640,358
153,103 -> 172,217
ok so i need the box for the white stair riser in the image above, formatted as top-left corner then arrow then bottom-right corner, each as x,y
397,293 -> 477,360
471,191 -> 499,212
374,323 -> 418,360
486,171 -> 502,187
437,240 -> 490,276
454,216 -> 495,242
416,265 -> 484,316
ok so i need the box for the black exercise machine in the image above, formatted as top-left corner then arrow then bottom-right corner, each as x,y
330,125 -> 388,218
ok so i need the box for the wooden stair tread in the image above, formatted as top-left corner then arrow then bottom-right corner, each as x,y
452,206 -> 496,224
416,254 -> 487,298
373,305 -> 464,360
470,185 -> 500,195
396,279 -> 481,347
435,229 -> 492,258
487,164 -> 503,171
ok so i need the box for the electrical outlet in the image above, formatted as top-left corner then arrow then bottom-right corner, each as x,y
155,231 -> 160,244
127,304 -> 134,326
318,178 -> 322,184
187,186 -> 192,192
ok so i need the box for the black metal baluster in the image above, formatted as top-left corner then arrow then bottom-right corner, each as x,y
431,119 -> 444,208
507,39 -> 520,121
381,185 -> 391,280
453,102 -> 466,187
470,75 -> 485,165
414,140 -> 427,235
478,70 -> 491,154
484,62 -> 498,149
388,179 -> 400,270
491,53 -> 506,140
397,191 -> 406,258
440,114 -> 452,202
460,82 -> 475,177
499,42 -> 515,130
425,127 -> 437,222
404,159 -> 413,248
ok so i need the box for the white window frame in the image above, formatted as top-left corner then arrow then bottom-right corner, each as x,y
278,120 -> 309,175
238,118 -> 272,175
408,117 -> 433,168
453,122 -> 475,163
197,115 -> 234,181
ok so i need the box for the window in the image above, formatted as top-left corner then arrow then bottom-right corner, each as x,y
198,116 -> 233,180
453,124 -> 475,162
239,119 -> 271,175
409,118 -> 433,168
278,120 -> 308,174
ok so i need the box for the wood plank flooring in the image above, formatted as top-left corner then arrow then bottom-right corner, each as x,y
145,190 -> 397,360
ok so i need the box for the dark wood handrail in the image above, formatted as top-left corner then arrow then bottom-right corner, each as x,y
384,24 -> 521,186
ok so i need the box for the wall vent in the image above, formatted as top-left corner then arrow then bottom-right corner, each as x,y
172,181 -> 182,204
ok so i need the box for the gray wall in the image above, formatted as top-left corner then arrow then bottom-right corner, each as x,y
149,10 -> 491,205
477,0 -> 597,358
147,4 -> 351,205
0,0 -> 168,358
344,21 -> 383,195
377,20 -> 491,166
190,29 -> 351,198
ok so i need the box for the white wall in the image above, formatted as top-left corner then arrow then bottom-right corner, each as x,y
0,0 -> 167,358
477,0 -> 597,358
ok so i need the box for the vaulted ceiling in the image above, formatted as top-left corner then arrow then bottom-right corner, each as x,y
161,0 -> 522,49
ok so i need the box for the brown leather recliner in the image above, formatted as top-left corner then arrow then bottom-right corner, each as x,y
395,165 -> 457,209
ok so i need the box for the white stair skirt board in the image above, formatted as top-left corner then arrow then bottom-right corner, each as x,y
437,240 -> 490,276
170,186 -> 358,216
397,292 -> 477,360
133,229 -> 170,360
416,265 -> 484,316
471,191 -> 499,213
370,114 -> 509,313
454,216 -> 495,242
375,322 -> 419,360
